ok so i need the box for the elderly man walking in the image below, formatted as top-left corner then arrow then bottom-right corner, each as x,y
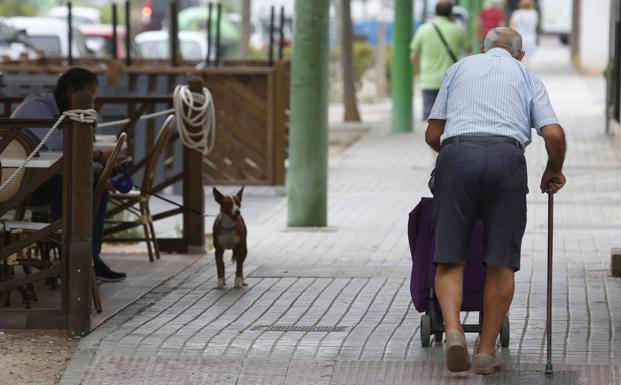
425,27 -> 566,374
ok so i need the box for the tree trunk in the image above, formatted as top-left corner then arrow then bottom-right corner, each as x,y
376,18 -> 387,98
339,0 -> 361,122
240,0 -> 251,58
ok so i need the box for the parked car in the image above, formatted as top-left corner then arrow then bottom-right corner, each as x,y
539,0 -> 572,44
5,17 -> 91,58
48,6 -> 102,26
249,15 -> 293,51
135,30 -> 208,61
79,24 -> 136,58
0,20 -> 37,61
178,6 -> 240,58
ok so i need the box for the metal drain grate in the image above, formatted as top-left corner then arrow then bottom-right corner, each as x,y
251,325 -> 347,332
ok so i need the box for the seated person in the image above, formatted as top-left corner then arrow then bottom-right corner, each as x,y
11,67 -> 127,282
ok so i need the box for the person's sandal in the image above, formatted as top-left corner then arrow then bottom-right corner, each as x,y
445,331 -> 471,372
472,353 -> 502,375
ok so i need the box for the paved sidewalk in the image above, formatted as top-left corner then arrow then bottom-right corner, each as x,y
61,42 -> 621,384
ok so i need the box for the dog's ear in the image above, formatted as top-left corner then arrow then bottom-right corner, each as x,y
235,185 -> 245,204
213,187 -> 224,203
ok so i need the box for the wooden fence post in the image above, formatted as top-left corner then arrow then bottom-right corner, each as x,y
273,61 -> 288,186
65,91 -> 94,336
182,77 -> 206,254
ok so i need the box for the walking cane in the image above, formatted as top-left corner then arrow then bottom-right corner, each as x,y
545,190 -> 554,375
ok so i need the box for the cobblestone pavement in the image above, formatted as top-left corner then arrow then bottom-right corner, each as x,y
61,42 -> 621,384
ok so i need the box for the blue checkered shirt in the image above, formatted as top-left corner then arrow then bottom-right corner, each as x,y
428,47 -> 559,147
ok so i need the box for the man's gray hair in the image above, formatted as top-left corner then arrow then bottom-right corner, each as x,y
483,28 -> 523,56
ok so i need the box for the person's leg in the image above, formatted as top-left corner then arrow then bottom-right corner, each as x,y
48,176 -> 63,221
30,175 -> 63,220
432,143 -> 485,372
434,263 -> 465,334
473,143 -> 527,373
92,189 -> 108,259
476,266 -> 514,356
433,142 -> 484,333
92,189 -> 126,281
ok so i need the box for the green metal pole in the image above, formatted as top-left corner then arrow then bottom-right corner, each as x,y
287,0 -> 330,227
466,0 -> 483,53
391,0 -> 413,132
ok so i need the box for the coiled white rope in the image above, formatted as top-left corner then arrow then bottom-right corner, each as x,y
0,109 -> 97,192
97,108 -> 174,128
173,85 -> 216,156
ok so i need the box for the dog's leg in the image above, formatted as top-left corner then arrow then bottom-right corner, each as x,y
234,243 -> 248,288
215,247 -> 225,289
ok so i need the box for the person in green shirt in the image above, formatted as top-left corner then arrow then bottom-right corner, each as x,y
410,1 -> 471,120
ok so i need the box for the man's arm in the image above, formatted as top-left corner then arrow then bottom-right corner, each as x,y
461,29 -> 472,54
410,50 -> 420,74
425,119 -> 445,152
540,123 -> 567,193
409,29 -> 422,74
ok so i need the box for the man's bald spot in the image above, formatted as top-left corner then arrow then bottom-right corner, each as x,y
483,27 -> 523,57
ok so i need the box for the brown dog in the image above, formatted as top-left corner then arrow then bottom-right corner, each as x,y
212,186 -> 247,289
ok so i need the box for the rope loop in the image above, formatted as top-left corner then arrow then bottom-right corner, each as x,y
173,85 -> 216,156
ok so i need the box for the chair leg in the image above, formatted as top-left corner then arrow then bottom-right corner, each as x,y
91,263 -> 102,313
0,263 -> 10,307
140,202 -> 154,262
22,264 -> 38,303
145,203 -> 160,260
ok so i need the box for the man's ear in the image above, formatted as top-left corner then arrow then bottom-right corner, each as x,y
213,187 -> 224,203
66,87 -> 76,108
517,51 -> 526,61
235,185 -> 245,204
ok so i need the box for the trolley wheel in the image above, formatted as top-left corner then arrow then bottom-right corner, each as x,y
500,315 -> 510,348
421,314 -> 431,347
434,331 -> 443,343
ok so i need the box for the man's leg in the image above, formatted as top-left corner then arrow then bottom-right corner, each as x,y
436,262 -> 471,372
476,266 -> 515,356
92,190 -> 127,282
432,143 -> 483,372
92,190 -> 108,259
435,262 -> 465,333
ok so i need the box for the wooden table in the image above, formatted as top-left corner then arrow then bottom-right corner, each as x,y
0,151 -> 62,169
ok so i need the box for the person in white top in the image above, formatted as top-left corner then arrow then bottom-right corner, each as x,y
510,0 -> 538,60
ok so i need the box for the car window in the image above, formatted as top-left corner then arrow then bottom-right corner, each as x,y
180,41 -> 202,60
138,40 -> 167,58
138,39 -> 203,60
85,36 -> 108,56
29,35 -> 61,55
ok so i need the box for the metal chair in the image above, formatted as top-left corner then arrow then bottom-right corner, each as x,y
89,133 -> 127,312
105,115 -> 175,262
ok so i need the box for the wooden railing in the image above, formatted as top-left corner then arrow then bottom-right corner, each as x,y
0,91 -> 94,334
0,62 -> 290,186
0,78 -> 217,331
